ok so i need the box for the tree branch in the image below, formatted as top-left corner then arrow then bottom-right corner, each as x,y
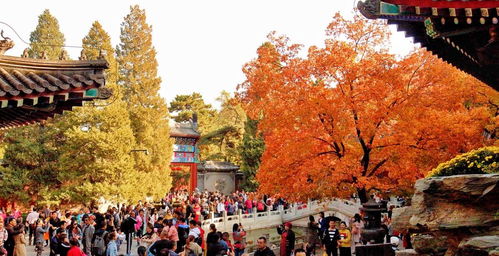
367,158 -> 388,177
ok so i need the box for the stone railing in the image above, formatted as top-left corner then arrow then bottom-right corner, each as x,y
201,198 -> 360,232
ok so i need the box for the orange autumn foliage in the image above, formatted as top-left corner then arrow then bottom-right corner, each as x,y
237,13 -> 498,202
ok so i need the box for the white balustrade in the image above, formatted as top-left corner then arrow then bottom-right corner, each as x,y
201,199 -> 361,232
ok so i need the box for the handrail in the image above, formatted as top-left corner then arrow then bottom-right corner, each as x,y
201,199 -> 360,232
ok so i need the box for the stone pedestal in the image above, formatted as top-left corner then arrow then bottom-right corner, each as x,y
356,244 -> 395,256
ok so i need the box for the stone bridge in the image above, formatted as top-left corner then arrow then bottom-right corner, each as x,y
201,198 -> 361,232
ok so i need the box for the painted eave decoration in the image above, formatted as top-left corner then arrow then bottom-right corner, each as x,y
358,0 -> 499,90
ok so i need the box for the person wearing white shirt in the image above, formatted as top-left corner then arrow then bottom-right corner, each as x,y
188,220 -> 200,239
26,208 -> 39,246
216,201 -> 225,218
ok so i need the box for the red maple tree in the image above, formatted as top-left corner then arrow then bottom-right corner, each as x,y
237,13 -> 497,202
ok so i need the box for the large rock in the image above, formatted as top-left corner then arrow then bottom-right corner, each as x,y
391,206 -> 416,231
489,250 -> 499,256
412,234 -> 448,255
391,174 -> 499,256
456,235 -> 499,256
395,249 -> 428,256
404,174 -> 499,231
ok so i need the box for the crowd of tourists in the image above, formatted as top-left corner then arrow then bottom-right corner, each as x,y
0,190 -> 288,256
287,194 -> 407,256
0,190 -> 409,256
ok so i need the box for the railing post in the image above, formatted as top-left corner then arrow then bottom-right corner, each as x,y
210,212 -> 215,223
294,203 -> 298,216
223,210 -> 227,231
253,207 -> 257,222
238,209 -> 242,223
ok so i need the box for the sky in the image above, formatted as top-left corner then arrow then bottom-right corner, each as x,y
2,0 -> 416,108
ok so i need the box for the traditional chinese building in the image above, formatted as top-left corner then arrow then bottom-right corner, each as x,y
358,0 -> 499,90
170,118 -> 200,192
0,38 -> 109,129
197,161 -> 242,195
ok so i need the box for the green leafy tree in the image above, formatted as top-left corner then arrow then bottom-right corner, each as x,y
238,118 -> 265,191
0,124 -> 63,205
117,5 -> 172,200
199,91 -> 246,163
28,9 -> 66,60
169,92 -> 216,134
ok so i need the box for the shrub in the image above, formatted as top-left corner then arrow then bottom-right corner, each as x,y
426,146 -> 499,178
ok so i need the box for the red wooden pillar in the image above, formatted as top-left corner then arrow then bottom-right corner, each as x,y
190,163 -> 198,192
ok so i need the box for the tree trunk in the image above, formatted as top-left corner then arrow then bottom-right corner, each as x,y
357,187 -> 368,203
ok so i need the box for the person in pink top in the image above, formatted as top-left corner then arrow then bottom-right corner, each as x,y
161,219 -> 179,247
193,203 -> 202,222
13,208 -> 21,219
135,209 -> 144,245
245,199 -> 253,214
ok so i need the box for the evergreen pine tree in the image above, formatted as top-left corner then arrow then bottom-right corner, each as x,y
53,21 -> 141,203
28,9 -> 66,60
117,5 -> 172,199
239,118 -> 265,191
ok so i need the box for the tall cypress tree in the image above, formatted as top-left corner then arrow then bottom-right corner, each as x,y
28,9 -> 66,60
52,21 -> 141,204
117,5 -> 172,199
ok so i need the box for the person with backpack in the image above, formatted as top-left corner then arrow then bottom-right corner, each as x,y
106,232 -> 118,256
175,218 -> 189,253
82,217 -> 95,256
121,211 -> 137,256
183,236 -> 202,256
92,222 -> 108,256
49,228 -> 64,256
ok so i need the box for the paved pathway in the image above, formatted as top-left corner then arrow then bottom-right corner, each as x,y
25,237 -> 134,256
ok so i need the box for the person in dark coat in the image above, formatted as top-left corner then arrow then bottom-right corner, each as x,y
254,237 -> 275,256
322,220 -> 340,256
277,222 -> 295,256
120,211 -> 137,256
5,218 -> 22,256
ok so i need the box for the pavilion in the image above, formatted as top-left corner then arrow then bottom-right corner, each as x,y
0,38 -> 110,129
358,0 -> 499,90
170,118 -> 200,192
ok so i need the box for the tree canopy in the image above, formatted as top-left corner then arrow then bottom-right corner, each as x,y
117,5 -> 172,200
0,7 -> 174,206
238,13 -> 498,202
28,9 -> 65,60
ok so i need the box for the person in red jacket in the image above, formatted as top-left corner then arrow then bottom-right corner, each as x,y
66,238 -> 85,256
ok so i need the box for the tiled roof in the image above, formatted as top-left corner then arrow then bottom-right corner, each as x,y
0,55 -> 109,129
197,161 -> 240,172
170,121 -> 200,138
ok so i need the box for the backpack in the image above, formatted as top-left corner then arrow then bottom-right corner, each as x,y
177,225 -> 189,241
194,236 -> 202,246
92,231 -> 108,256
